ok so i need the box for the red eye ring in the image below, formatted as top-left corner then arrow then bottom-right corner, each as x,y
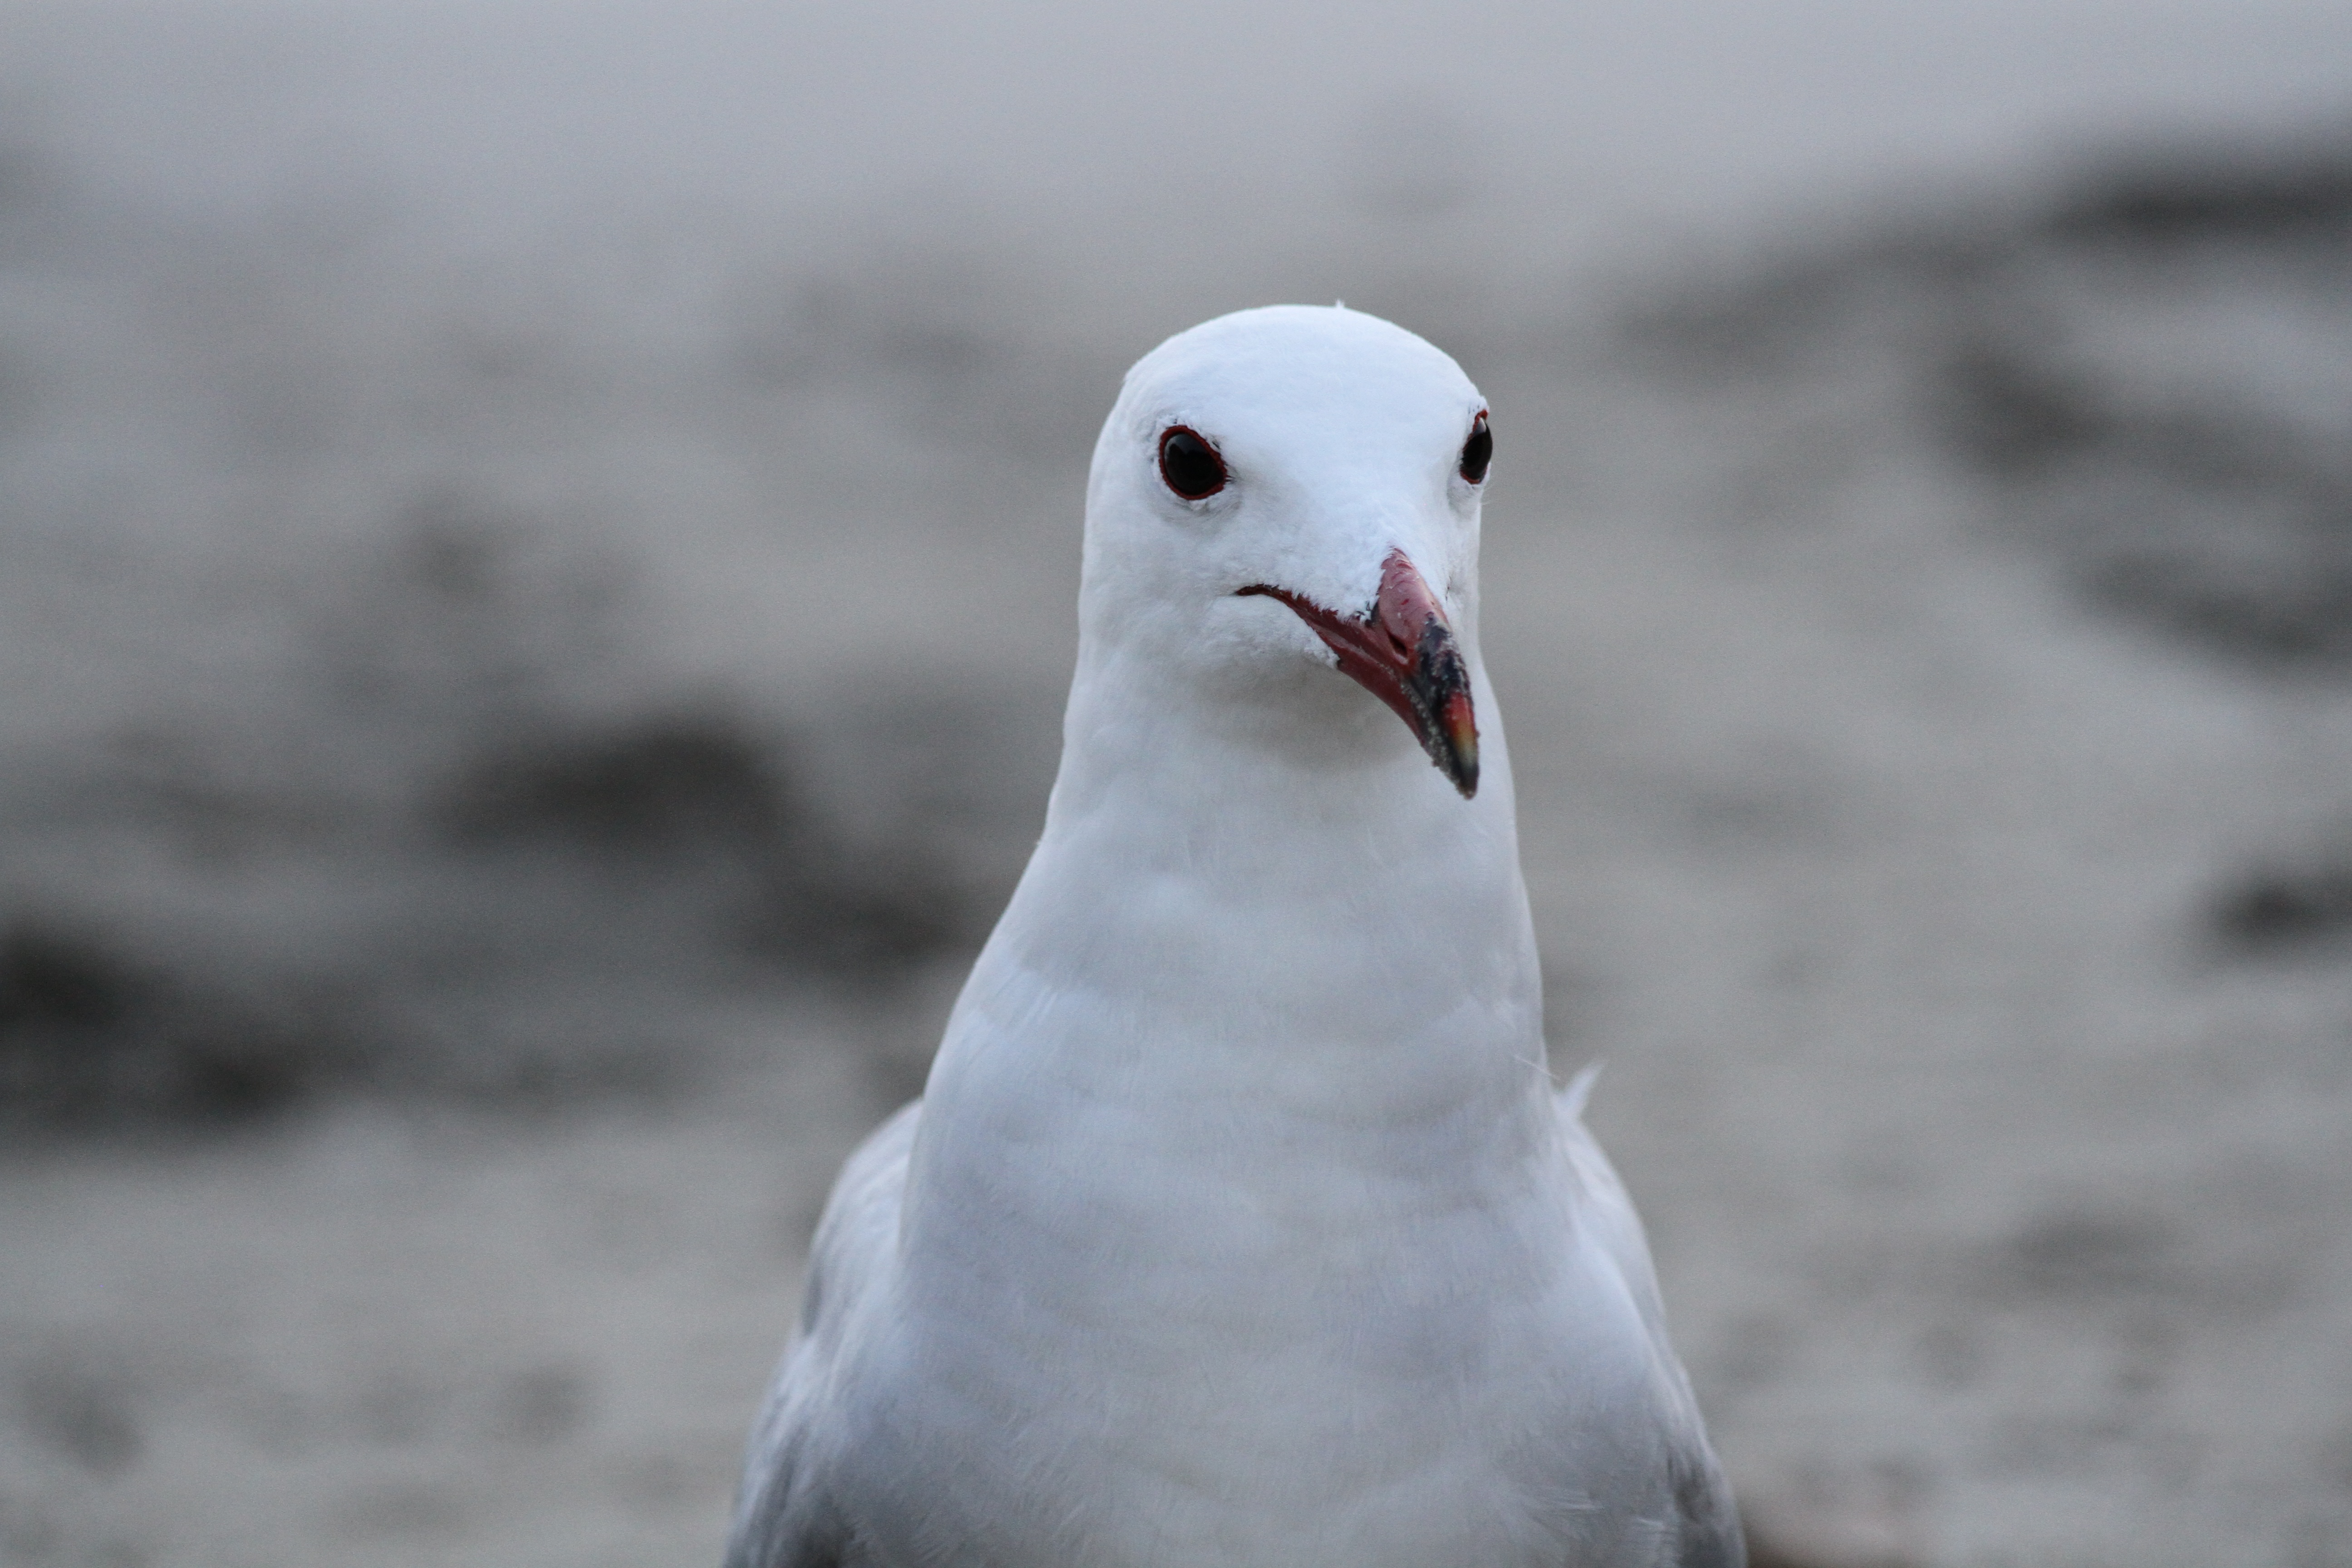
1158,426 -> 1227,500
1459,410 -> 1492,485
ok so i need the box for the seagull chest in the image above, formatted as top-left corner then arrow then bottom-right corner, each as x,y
818,1084 -> 1686,1568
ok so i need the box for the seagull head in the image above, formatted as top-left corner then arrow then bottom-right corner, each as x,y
1078,305 -> 1492,799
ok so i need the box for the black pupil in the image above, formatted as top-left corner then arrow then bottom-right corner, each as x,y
1159,428 -> 1226,499
1460,414 -> 1492,484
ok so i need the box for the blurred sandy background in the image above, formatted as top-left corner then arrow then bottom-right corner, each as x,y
2,2 -> 2350,1564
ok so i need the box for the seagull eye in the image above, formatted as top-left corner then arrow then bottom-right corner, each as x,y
1459,411 -> 1492,485
1158,426 -> 1227,500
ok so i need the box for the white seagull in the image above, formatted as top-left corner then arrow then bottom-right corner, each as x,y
725,305 -> 1741,1568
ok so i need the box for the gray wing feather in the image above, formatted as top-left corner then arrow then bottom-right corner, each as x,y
723,1101 -> 923,1568
1557,1067 -> 1746,1568
1666,1436 -> 1746,1568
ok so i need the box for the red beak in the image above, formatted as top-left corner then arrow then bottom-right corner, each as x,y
1238,550 -> 1480,798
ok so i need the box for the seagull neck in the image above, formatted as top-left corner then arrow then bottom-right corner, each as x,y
902,652 -> 1557,1289
947,655 -> 1548,1113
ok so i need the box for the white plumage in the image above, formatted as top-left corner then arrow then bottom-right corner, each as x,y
725,305 -> 1740,1568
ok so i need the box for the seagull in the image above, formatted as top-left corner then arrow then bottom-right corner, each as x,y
725,305 -> 1742,1568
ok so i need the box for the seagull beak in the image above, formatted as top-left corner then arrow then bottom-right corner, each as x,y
1239,549 -> 1480,798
